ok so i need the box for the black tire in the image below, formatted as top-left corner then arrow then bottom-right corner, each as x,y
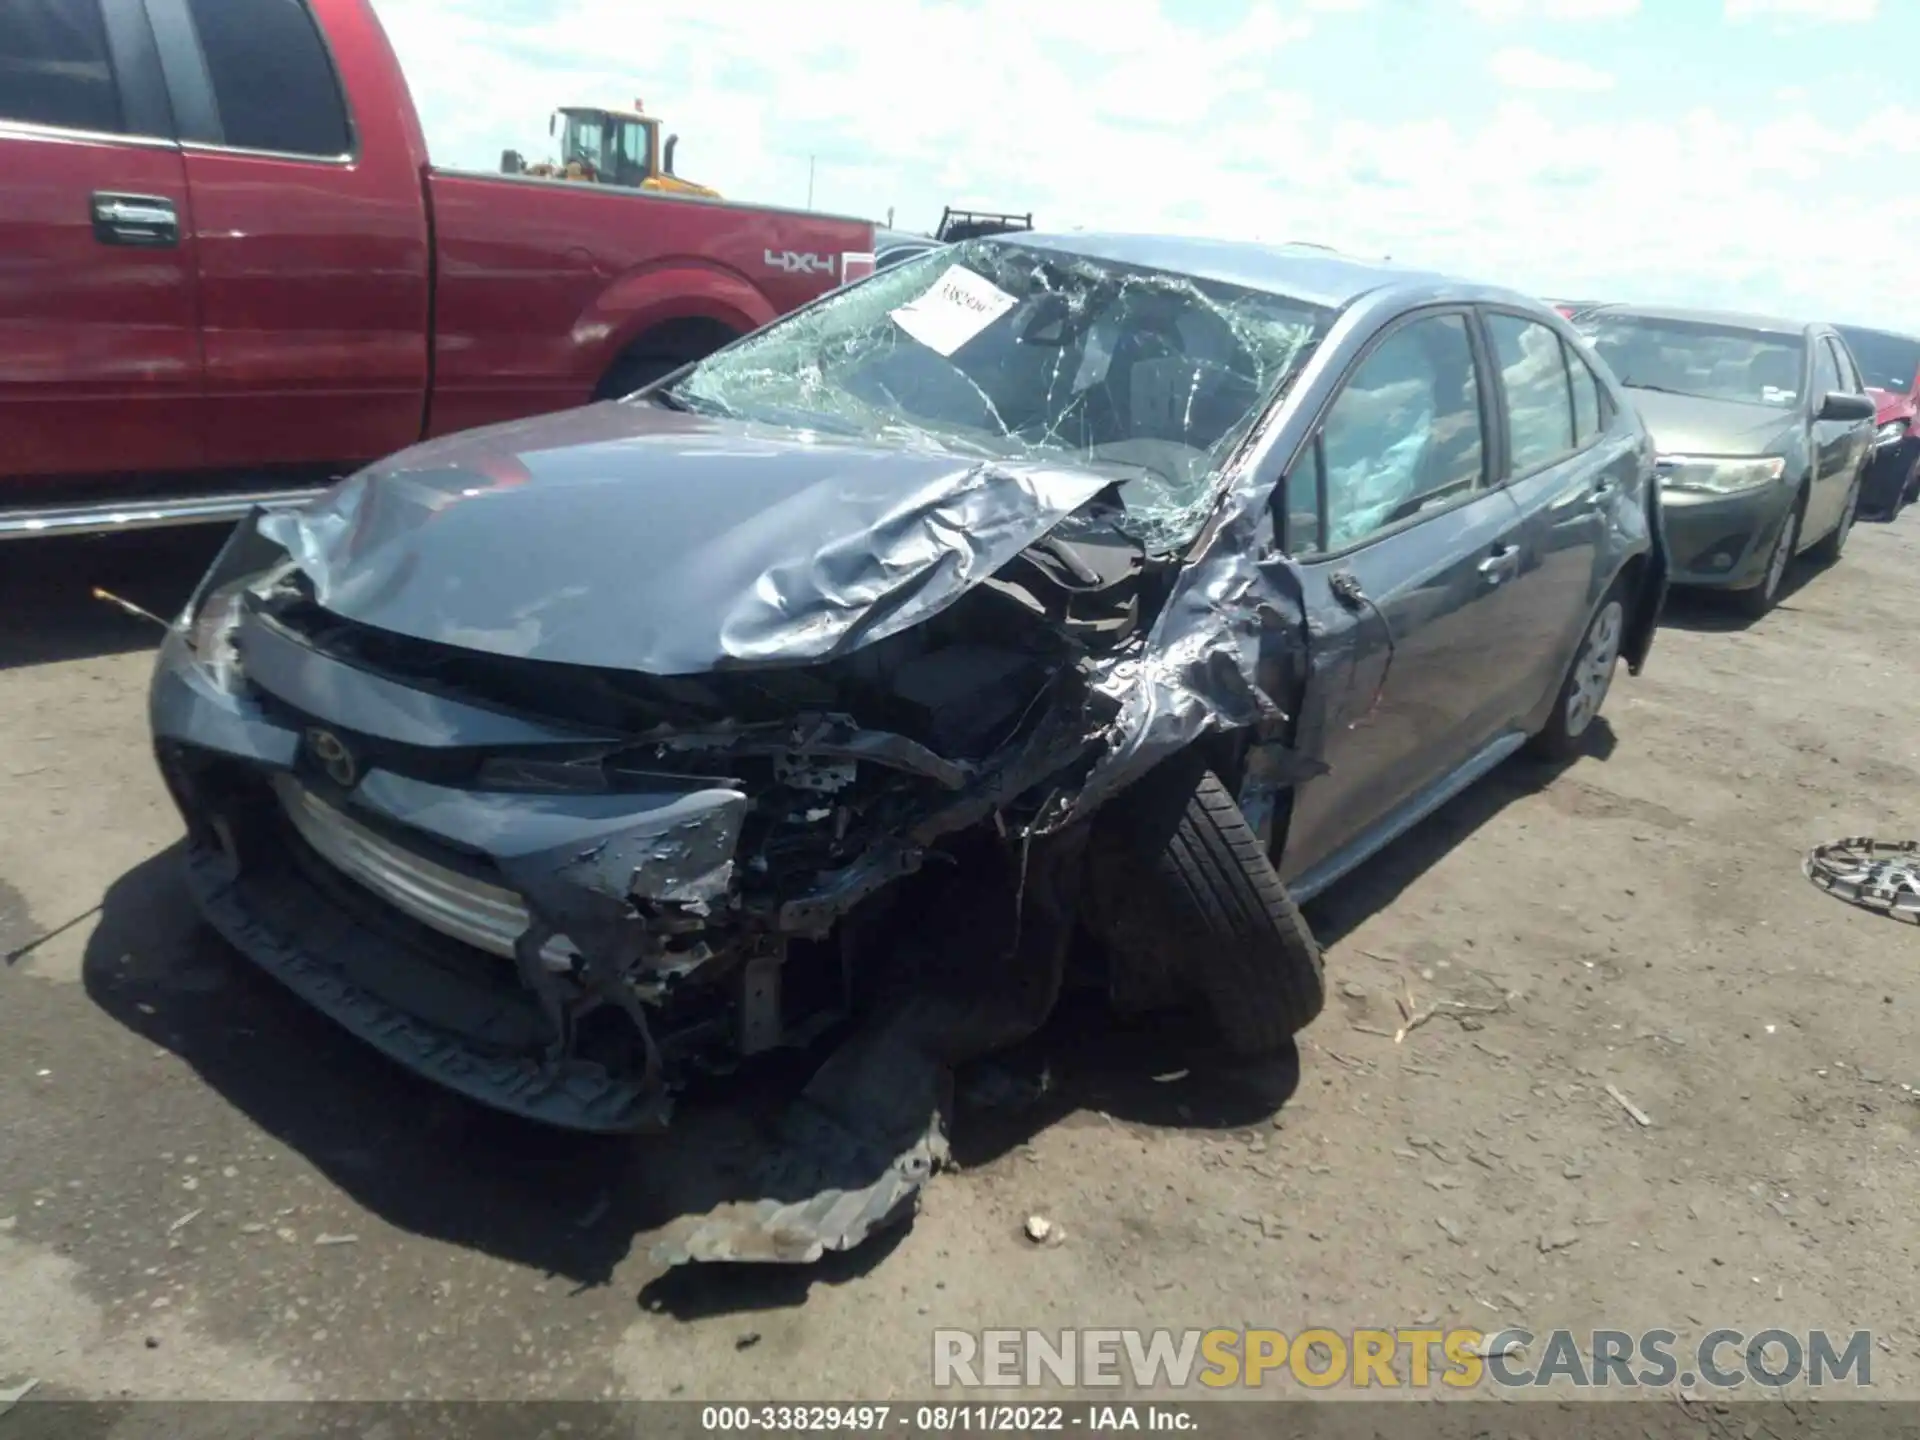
1732,493 -> 1802,619
594,353 -> 683,402
1807,471 -> 1861,565
1084,758 -> 1325,1056
1527,576 -> 1628,762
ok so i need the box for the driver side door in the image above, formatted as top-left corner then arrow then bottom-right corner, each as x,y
1806,334 -> 1853,539
1273,308 -> 1532,896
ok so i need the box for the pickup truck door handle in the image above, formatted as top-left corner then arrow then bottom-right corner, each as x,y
1477,544 -> 1521,586
91,192 -> 179,247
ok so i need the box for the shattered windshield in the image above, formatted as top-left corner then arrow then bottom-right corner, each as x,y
660,239 -> 1332,551
1835,325 -> 1920,395
1578,314 -> 1806,409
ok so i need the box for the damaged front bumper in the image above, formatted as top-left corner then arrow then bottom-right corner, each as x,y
151,625 -> 760,1133
148,552 -> 1101,1143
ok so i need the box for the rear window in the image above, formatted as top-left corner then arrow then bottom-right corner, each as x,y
0,0 -> 123,134
185,0 -> 349,156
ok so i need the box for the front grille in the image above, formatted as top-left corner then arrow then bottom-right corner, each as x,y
272,774 -> 574,971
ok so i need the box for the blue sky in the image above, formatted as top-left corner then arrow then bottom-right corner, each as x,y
376,0 -> 1919,332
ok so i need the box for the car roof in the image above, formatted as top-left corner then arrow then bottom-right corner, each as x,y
1583,302 -> 1811,337
1000,231 -> 1465,310
1833,320 -> 1920,345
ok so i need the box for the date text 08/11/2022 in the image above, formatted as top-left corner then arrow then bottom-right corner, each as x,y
699,1404 -> 1197,1432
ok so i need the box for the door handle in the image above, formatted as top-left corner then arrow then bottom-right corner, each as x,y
91,192 -> 178,247
1477,544 -> 1521,585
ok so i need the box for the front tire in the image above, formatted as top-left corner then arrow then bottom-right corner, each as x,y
1733,495 -> 1801,619
1528,579 -> 1626,761
1084,759 -> 1325,1056
1807,471 -> 1861,565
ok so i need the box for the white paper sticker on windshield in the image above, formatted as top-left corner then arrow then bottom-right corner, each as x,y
890,265 -> 1017,357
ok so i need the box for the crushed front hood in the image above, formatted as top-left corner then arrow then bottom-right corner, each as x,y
260,402 -> 1114,674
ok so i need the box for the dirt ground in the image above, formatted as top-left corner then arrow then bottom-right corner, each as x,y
3,512 -> 1919,1407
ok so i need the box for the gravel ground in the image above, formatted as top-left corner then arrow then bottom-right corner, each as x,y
3,514 -> 1919,1406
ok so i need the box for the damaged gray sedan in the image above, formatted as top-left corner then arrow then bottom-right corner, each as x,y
150,234 -> 1667,1265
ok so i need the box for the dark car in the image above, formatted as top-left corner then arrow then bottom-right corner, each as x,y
1832,324 -> 1920,518
151,235 -> 1665,1265
871,227 -> 945,273
1576,305 -> 1879,617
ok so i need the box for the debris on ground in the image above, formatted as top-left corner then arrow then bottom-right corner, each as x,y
1538,1229 -> 1581,1253
1391,977 -> 1513,1043
1024,1214 -> 1055,1244
1605,1083 -> 1655,1128
313,1233 -> 360,1246
1805,838 -> 1920,922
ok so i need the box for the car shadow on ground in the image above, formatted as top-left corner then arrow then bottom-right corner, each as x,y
1655,558 -> 1824,634
0,529 -> 228,670
82,844 -> 1299,1320
1301,719 -> 1617,952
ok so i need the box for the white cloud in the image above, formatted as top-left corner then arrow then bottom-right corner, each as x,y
1466,0 -> 1639,18
370,0 -> 1920,335
1487,46 -> 1617,90
1725,0 -> 1877,19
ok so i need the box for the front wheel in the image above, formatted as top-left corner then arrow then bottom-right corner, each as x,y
1528,580 -> 1626,761
1807,472 -> 1861,565
1083,759 -> 1325,1056
1733,497 -> 1801,619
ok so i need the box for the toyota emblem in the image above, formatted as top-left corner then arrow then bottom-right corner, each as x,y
306,728 -> 359,788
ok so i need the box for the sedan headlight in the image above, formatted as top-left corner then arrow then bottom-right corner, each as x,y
1877,420 -> 1909,448
1654,454 -> 1787,495
178,581 -> 250,693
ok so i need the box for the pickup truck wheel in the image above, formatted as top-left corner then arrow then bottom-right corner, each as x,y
1083,757 -> 1325,1057
594,354 -> 683,401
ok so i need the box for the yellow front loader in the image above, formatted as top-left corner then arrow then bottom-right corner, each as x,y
500,99 -> 719,198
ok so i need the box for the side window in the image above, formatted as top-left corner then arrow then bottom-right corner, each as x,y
1487,313 -> 1576,472
0,0 -> 123,134
619,119 -> 651,175
184,0 -> 349,156
1319,313 -> 1486,551
1811,337 -> 1843,398
1564,339 -> 1604,445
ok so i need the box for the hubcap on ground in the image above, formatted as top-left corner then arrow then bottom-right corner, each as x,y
1764,509 -> 1798,600
1564,599 -> 1624,738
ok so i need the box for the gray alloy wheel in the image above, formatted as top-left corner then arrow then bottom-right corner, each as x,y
1735,500 -> 1800,619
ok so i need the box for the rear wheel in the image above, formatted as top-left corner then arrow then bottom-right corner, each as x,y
1528,579 -> 1626,761
1733,496 -> 1801,619
1084,758 -> 1325,1056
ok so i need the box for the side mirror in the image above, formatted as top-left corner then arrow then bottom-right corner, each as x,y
664,134 -> 678,175
548,113 -> 556,137
1817,390 -> 1876,422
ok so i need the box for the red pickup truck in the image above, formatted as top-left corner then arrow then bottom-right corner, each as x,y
0,0 -> 876,538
